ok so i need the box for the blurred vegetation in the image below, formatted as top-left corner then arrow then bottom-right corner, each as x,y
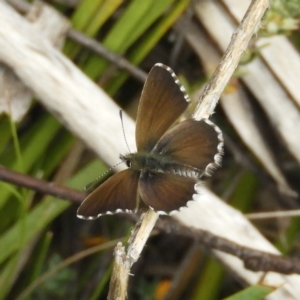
0,0 -> 300,299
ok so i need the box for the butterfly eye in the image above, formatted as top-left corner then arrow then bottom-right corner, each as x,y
120,154 -> 131,167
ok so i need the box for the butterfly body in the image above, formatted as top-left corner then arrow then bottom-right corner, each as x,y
77,63 -> 223,220
121,139 -> 204,179
122,152 -> 195,187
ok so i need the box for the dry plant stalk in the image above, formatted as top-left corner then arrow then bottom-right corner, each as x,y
107,0 -> 269,299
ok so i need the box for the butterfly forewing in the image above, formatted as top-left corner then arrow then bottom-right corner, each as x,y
138,171 -> 196,213
77,169 -> 140,219
153,119 -> 222,177
135,64 -> 189,152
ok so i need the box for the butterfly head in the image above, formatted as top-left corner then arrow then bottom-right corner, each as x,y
120,154 -> 131,168
120,152 -> 148,171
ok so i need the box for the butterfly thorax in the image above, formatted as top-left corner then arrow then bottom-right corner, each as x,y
120,152 -> 203,178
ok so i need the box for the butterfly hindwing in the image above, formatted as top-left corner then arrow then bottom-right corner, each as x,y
152,119 -> 223,177
138,171 -> 196,213
135,64 -> 189,152
77,169 -> 140,219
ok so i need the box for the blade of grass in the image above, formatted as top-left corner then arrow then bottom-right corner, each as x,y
128,0 -> 189,64
65,0 -> 123,58
28,232 -> 53,285
0,178 -> 28,299
84,0 -> 176,79
106,0 -> 189,95
84,0 -> 124,37
71,0 -> 106,32
9,114 -> 24,173
33,131 -> 75,178
0,114 -> 62,210
89,262 -> 113,300
191,258 -> 224,300
0,254 -> 21,299
223,285 -> 275,300
0,117 -> 12,153
0,159 -> 106,265
229,171 -> 258,213
16,239 -> 121,300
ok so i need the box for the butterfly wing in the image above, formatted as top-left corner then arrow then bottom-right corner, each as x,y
153,119 -> 223,177
138,171 -> 196,213
77,169 -> 140,219
136,63 -> 189,152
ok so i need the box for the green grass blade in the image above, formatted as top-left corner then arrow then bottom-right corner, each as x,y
84,0 -> 177,79
0,115 -> 62,211
192,258 -> 224,300
0,159 -> 106,265
223,285 -> 275,300
106,0 -> 189,94
71,0 -> 106,32
65,0 -> 123,58
84,0 -> 124,36
0,117 -> 12,153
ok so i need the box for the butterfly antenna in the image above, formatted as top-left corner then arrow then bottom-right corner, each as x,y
119,110 -> 131,153
84,161 -> 124,191
113,161 -> 124,168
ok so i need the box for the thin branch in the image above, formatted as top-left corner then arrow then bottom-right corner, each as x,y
156,218 -> 300,275
193,0 -> 269,120
247,210 -> 300,220
0,165 -> 85,203
107,210 -> 159,300
1,164 -> 299,275
68,29 -> 147,83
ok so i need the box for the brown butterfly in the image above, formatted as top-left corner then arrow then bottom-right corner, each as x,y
77,63 -> 223,220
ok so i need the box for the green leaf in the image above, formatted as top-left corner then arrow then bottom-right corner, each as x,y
223,285 -> 275,300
